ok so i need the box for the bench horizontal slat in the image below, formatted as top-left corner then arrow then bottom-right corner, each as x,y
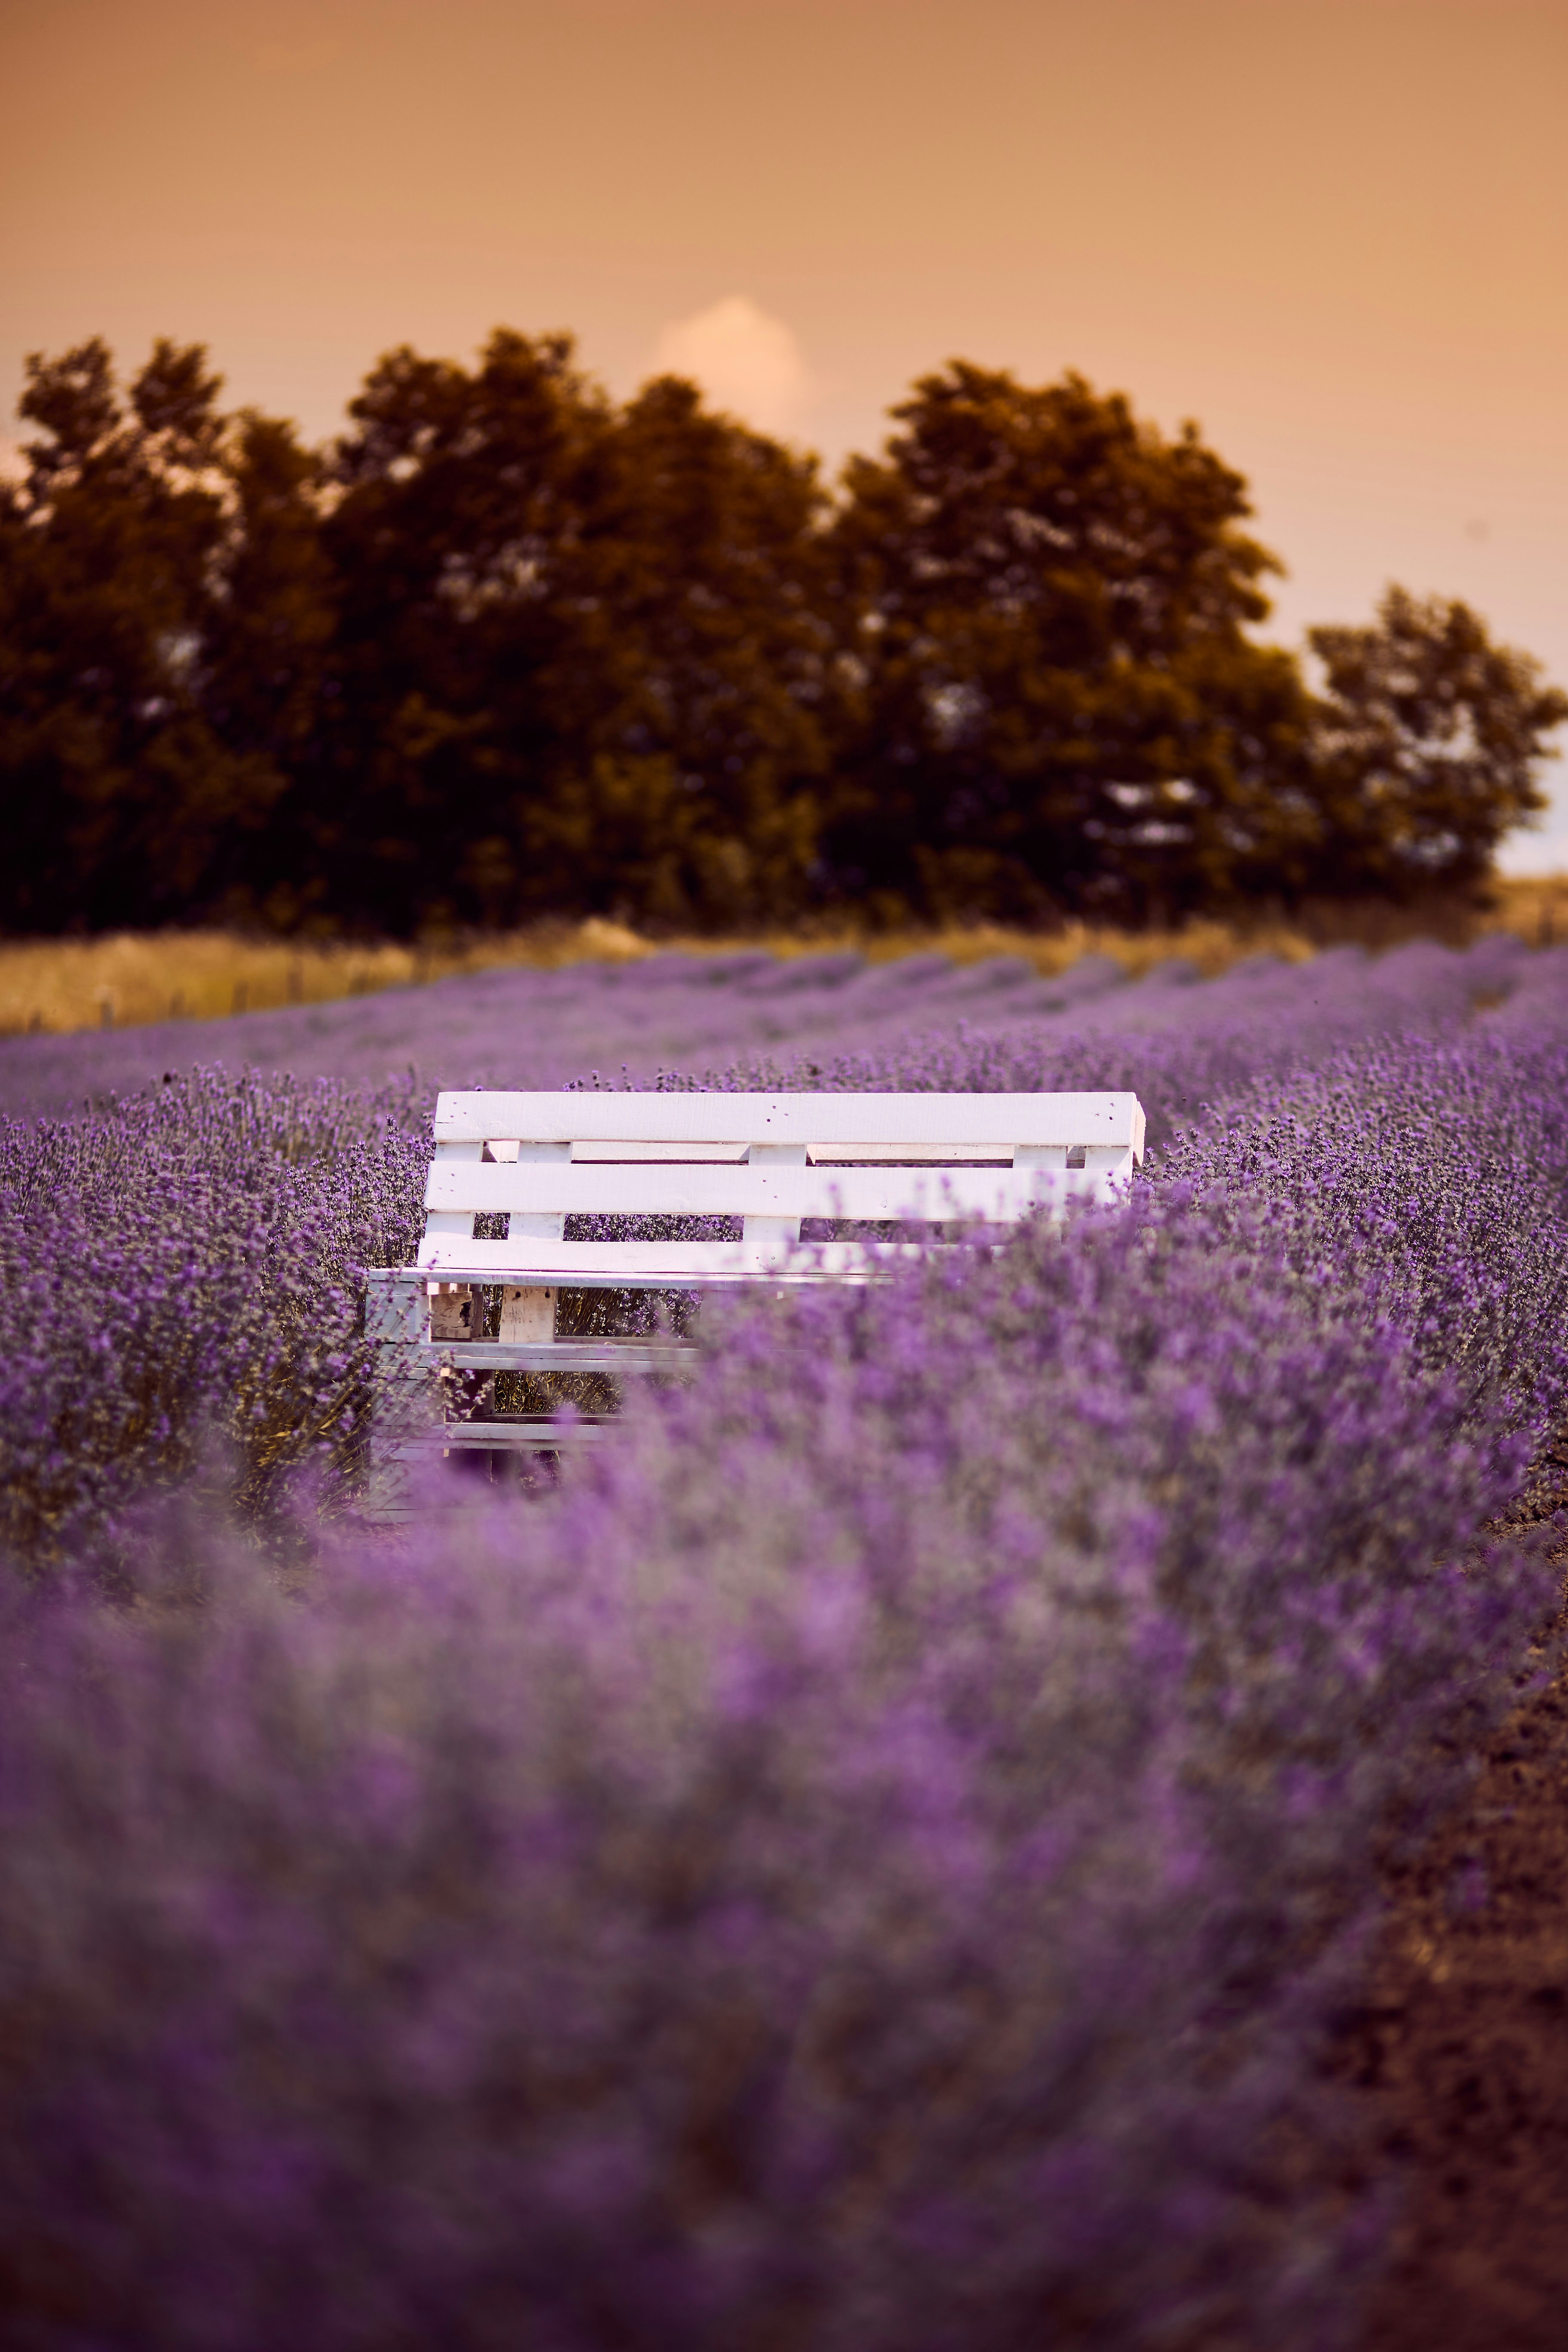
423,1162 -> 1127,1222
392,1422 -> 615,1455
423,1342 -> 695,1372
416,1237 -> 940,1286
435,1090 -> 1146,1154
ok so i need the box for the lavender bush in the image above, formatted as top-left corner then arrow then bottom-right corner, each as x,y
3,942 -> 1568,2346
0,1068 -> 427,1555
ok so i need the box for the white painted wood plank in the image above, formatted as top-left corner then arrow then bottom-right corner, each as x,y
426,1137 -> 484,1237
498,1286 -> 556,1342
506,1142 -> 567,1243
416,1237 -> 936,1285
393,1423 -> 614,1453
423,1161 -> 1116,1222
430,1285 -> 481,1340
743,1138 -> 805,1246
423,1342 -> 694,1371
414,1218 -> 1107,1285
434,1090 -> 1145,1155
363,1268 -> 429,1342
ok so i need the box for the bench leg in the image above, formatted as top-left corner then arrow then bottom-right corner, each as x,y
499,1286 -> 557,1343
362,1271 -> 444,1521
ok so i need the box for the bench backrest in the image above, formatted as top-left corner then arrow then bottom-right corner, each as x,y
421,1090 -> 1145,1256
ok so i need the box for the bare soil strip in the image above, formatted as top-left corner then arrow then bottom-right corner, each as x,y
1342,1502 -> 1568,2349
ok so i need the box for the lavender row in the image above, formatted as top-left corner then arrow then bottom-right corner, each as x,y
0,930 -> 1548,1120
0,1069 -> 428,1556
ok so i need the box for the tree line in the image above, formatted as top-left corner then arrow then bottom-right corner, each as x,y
3,329 -> 1563,938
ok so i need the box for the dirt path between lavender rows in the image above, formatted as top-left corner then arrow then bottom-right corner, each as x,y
1338,1468 -> 1568,2351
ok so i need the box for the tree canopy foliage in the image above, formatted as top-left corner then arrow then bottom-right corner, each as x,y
1302,587 -> 1566,901
3,334 -> 1562,936
822,363 -> 1316,926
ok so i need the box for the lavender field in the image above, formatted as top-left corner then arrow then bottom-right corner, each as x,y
0,926 -> 1546,1123
3,938 -> 1568,2350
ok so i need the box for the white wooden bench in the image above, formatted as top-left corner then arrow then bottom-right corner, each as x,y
364,1089 -> 1145,1483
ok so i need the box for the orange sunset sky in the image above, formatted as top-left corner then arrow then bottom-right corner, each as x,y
4,0 -> 1566,867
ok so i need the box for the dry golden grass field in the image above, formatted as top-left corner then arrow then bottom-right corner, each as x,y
3,880 -> 1566,1038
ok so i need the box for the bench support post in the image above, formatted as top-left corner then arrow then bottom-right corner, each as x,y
499,1286 -> 557,1342
362,1270 -> 442,1519
743,1141 -> 806,1247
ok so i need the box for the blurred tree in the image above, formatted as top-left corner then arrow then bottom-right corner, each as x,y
312,342 -> 830,932
821,363 -> 1315,925
0,338 -> 293,932
198,412 -> 336,924
532,374 -> 831,928
1298,588 -> 1568,902
309,329 -> 603,933
5,338 -> 1559,942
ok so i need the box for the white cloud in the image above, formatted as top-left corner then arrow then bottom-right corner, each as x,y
652,296 -> 812,436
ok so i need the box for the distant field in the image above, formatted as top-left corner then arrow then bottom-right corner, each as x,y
5,877 -> 1566,1038
2,918 -> 1553,1127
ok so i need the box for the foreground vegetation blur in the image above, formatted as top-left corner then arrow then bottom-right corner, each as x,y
3,333 -> 1564,943
4,876 -> 1566,1036
6,959 -> 1568,2343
